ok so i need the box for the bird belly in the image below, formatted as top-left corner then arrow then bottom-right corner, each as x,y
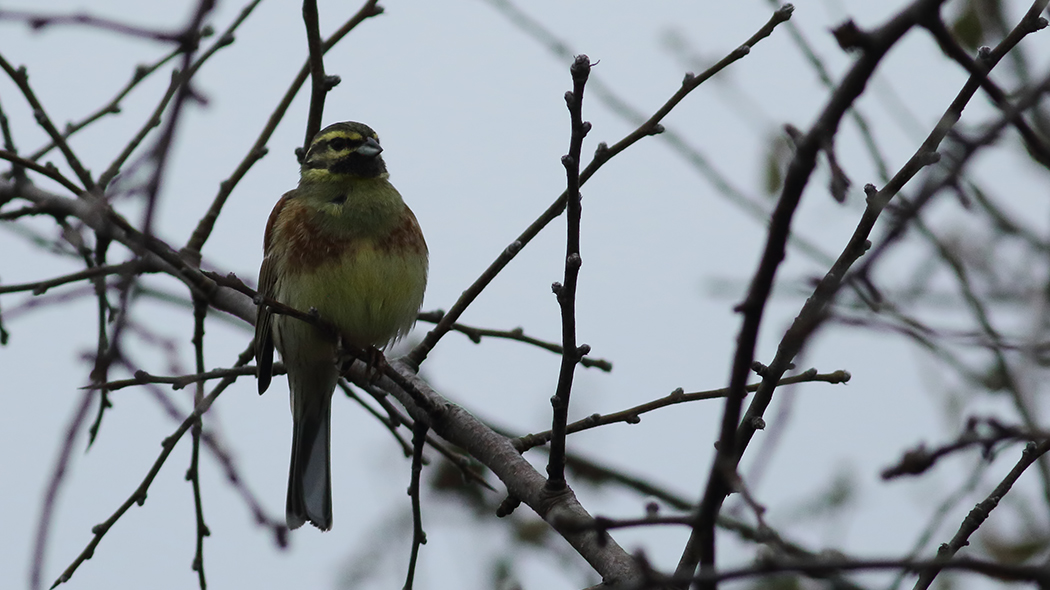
277,241 -> 427,352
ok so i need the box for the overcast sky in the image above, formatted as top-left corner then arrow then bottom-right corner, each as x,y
3,1 -> 1050,589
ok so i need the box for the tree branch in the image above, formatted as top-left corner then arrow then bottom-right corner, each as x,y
546,54 -> 591,491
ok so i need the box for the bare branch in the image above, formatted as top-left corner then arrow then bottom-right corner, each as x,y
0,55 -> 96,191
49,346 -> 286,589
301,0 -> 329,153
407,3 -> 792,368
911,439 -> 1050,589
546,54 -> 592,491
182,0 -> 382,256
416,310 -> 613,371
29,389 -> 96,590
0,9 -> 190,42
680,1 -> 949,585
0,260 -> 151,295
0,149 -> 83,195
515,370 -> 850,453
188,297 -> 209,589
403,419 -> 429,590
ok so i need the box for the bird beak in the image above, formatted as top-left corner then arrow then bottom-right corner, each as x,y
356,137 -> 383,158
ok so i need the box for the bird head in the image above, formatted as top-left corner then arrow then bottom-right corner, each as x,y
300,121 -> 388,183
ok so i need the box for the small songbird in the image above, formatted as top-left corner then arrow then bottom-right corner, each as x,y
255,121 -> 428,531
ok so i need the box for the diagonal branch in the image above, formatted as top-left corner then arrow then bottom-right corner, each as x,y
0,54 -> 95,191
48,346 -> 286,589
406,4 -> 793,369
183,0 -> 382,256
911,439 -> 1050,590
358,358 -> 645,586
97,0 -> 263,189
678,1 -> 951,586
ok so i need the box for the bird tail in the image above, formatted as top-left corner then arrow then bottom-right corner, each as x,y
286,367 -> 335,531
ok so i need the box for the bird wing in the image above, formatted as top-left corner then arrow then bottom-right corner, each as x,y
255,192 -> 292,394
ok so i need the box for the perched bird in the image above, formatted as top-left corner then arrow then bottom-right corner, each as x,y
255,121 -> 428,531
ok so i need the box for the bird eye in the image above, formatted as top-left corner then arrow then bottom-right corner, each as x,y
329,137 -> 349,152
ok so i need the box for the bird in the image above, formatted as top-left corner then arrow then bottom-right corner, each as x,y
255,121 -> 428,531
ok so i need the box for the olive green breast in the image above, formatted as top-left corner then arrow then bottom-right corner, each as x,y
268,180 -> 428,351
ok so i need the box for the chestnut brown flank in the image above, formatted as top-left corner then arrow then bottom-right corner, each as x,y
265,195 -> 426,274
377,209 -> 428,256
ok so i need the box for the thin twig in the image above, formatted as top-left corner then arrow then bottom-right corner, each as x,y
84,233 -> 113,447
546,54 -> 591,491
343,357 -> 645,585
183,0 -> 382,256
84,0 -> 217,423
49,345 -> 286,589
301,0 -> 328,153
0,149 -> 84,194
667,556 -> 1050,588
0,260 -> 151,295
97,0 -> 260,189
188,297 -> 209,590
679,2 -> 948,586
406,3 -> 793,369
554,449 -> 870,590
911,439 -> 1050,590
483,0 -> 835,267
581,514 -> 698,533
25,46 -> 184,163
886,458 -> 989,590
416,310 -> 612,371
0,93 -> 25,182
346,380 -> 496,492
403,419 -> 429,590
29,389 -> 96,590
94,364 -> 259,391
514,370 -> 850,453
0,9 -> 189,42
0,54 -> 95,191
922,14 -> 1050,169
135,0 -> 214,241
881,417 -> 1050,479
338,380 -> 414,456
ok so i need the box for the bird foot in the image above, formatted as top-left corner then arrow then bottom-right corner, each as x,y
336,343 -> 387,384
365,346 -> 387,384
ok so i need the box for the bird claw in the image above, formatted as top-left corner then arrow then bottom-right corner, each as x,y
365,347 -> 387,384
336,342 -> 387,384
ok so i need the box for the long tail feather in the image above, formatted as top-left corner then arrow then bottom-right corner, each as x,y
286,366 -> 335,531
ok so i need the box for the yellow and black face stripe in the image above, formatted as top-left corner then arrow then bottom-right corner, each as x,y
302,121 -> 387,179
